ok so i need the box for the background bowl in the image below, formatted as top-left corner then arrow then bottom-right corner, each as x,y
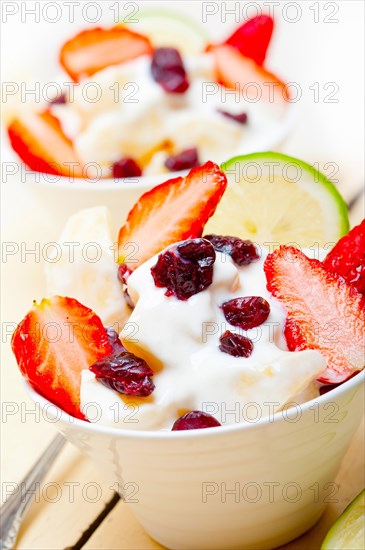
2,96 -> 298,241
25,371 -> 364,550
2,0 -> 299,240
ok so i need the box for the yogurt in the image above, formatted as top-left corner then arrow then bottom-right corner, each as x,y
52,54 -> 286,177
81,247 -> 325,430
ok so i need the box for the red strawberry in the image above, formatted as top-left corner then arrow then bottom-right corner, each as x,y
118,161 -> 227,269
11,297 -> 112,419
60,26 -> 152,82
225,14 -> 274,66
264,246 -> 365,384
323,220 -> 365,295
7,111 -> 83,177
211,44 -> 289,102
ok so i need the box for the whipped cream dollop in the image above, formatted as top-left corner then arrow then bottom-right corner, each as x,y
81,247 -> 325,430
52,54 -> 286,177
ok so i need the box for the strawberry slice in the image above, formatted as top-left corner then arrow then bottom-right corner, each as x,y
7,111 -> 83,177
11,297 -> 112,419
225,14 -> 274,66
118,161 -> 227,269
60,26 -> 153,82
211,44 -> 289,102
323,220 -> 365,296
264,246 -> 365,384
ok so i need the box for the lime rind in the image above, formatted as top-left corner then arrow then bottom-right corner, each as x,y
221,152 -> 349,238
136,9 -> 209,38
126,9 -> 209,53
321,489 -> 365,549
210,151 -> 349,246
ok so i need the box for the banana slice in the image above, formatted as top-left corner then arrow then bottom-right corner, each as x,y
45,206 -> 130,329
168,108 -> 243,163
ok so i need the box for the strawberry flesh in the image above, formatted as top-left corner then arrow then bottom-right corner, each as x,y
323,220 -> 365,295
225,14 -> 274,66
11,297 -> 112,419
118,161 -> 227,269
60,26 -> 152,82
264,246 -> 365,383
7,111 -> 83,177
212,44 -> 289,102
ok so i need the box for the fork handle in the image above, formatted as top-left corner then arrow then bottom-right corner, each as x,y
0,433 -> 66,550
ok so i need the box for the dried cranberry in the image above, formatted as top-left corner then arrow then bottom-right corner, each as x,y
123,290 -> 134,309
204,234 -> 259,266
221,296 -> 270,329
219,330 -> 253,358
172,411 -> 221,430
319,384 -> 338,396
151,238 -> 216,300
50,93 -> 67,105
319,376 -> 354,395
117,264 -> 134,308
178,239 -> 215,264
117,264 -> 131,284
106,327 -> 126,354
165,148 -> 199,172
151,47 -> 189,94
90,351 -> 154,397
113,158 -> 142,179
218,110 -> 248,124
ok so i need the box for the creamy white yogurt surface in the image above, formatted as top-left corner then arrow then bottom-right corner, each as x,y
81,247 -> 325,430
52,54 -> 286,177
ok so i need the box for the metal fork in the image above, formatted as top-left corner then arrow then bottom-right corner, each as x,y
0,433 -> 66,550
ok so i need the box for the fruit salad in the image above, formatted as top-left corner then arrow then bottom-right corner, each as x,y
11,155 -> 365,430
7,13 -> 290,179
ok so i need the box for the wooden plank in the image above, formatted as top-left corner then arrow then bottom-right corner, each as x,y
14,448 -> 115,550
83,501 -> 165,550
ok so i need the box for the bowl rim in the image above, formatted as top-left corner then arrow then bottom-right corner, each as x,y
6,99 -> 300,191
24,369 -> 365,440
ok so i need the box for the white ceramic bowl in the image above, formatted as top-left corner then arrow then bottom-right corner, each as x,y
25,370 -> 364,550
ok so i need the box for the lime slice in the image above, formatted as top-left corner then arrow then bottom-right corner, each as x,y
321,489 -> 365,549
205,152 -> 349,247
126,9 -> 209,55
